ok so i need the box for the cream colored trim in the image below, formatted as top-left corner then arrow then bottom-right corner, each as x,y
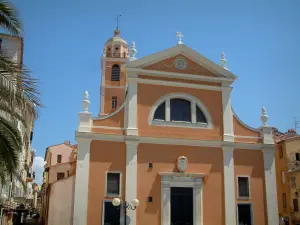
137,78 -> 225,91
125,75 -> 138,136
223,147 -> 237,225
159,172 -> 203,225
75,132 -> 275,150
72,138 -> 91,225
103,85 -> 126,89
148,92 -> 213,129
92,126 -> 125,130
263,147 -> 279,225
125,141 -> 139,225
126,67 -> 234,83
236,175 -> 251,200
123,44 -> 237,80
151,120 -> 210,129
234,135 -> 261,140
106,57 -> 128,62
93,94 -> 127,121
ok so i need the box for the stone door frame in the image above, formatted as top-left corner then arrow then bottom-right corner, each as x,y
159,172 -> 204,225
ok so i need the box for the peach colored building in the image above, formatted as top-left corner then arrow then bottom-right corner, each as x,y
41,141 -> 76,225
274,129 -> 300,225
44,141 -> 74,183
73,29 -> 279,225
47,176 -> 75,225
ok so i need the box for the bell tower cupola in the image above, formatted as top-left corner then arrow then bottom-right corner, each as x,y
103,28 -> 129,59
99,28 -> 129,116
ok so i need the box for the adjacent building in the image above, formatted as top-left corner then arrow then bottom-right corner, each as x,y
73,29 -> 279,225
0,33 -> 35,206
40,141 -> 77,225
275,129 -> 300,225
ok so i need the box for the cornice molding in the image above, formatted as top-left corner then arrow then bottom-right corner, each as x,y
75,132 -> 274,150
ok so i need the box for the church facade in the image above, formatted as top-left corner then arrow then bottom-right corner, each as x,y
73,29 -> 279,225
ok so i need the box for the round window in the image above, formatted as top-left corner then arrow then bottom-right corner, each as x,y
175,58 -> 188,70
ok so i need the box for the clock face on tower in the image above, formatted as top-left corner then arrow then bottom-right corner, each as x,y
175,57 -> 188,70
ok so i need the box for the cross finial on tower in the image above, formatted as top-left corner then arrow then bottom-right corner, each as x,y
116,15 -> 122,29
176,32 -> 183,45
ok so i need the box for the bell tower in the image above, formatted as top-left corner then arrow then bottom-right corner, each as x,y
99,28 -> 129,115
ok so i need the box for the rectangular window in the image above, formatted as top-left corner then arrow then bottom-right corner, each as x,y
296,153 -> 300,161
281,170 -> 285,184
57,173 -> 65,180
112,97 -> 117,109
57,154 -> 62,163
106,172 -> 120,196
237,204 -> 253,225
237,177 -> 250,198
294,199 -> 299,212
102,200 -> 121,225
279,146 -> 283,159
283,193 -> 287,208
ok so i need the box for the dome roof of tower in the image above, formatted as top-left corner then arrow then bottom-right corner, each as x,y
105,28 -> 127,45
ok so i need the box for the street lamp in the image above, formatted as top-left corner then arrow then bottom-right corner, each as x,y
112,198 -> 139,225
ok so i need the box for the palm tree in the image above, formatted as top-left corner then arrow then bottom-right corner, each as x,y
0,0 -> 42,192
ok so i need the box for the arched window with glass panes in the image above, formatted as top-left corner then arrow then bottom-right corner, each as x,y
111,64 -> 120,81
150,94 -> 212,128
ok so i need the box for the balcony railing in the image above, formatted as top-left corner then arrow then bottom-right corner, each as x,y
106,52 -> 128,58
288,160 -> 300,171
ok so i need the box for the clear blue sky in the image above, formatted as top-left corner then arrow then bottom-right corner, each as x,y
10,1 -> 300,161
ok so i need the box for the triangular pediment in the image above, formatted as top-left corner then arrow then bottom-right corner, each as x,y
124,44 -> 237,80
143,54 -> 216,77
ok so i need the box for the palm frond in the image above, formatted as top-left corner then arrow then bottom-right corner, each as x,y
0,117 -> 22,174
0,0 -> 22,36
0,54 -> 43,119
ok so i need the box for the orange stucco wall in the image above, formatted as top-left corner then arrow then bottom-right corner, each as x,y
234,149 -> 267,225
144,54 -> 216,77
138,75 -> 221,86
137,83 -> 223,140
93,109 -> 124,128
137,144 -> 225,225
87,141 -> 126,225
233,115 -> 261,138
104,61 -> 126,86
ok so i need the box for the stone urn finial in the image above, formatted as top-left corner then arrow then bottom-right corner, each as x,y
82,90 -> 90,112
130,41 -> 137,61
260,106 -> 268,126
221,52 -> 228,70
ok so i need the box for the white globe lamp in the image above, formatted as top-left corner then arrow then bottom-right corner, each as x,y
131,199 -> 140,207
112,198 -> 121,207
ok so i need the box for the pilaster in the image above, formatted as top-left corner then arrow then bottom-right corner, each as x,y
125,140 -> 139,225
222,86 -> 234,142
125,73 -> 138,136
222,146 -> 237,225
263,147 -> 279,225
161,182 -> 171,225
73,137 -> 92,225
